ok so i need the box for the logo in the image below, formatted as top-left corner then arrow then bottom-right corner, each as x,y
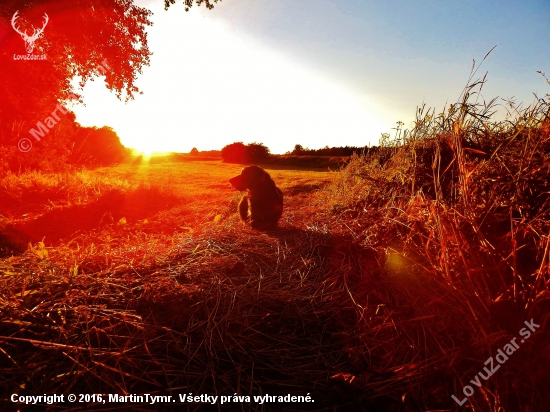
11,10 -> 48,59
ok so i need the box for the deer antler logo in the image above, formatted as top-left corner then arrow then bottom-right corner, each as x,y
11,11 -> 49,54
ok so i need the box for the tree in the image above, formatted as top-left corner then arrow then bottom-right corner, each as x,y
0,0 -> 151,105
292,144 -> 304,155
246,142 -> 270,161
221,142 -> 271,163
71,126 -> 128,166
0,0 -> 221,172
221,142 -> 247,163
0,0 -> 152,171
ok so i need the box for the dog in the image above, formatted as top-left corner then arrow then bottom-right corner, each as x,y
229,166 -> 283,229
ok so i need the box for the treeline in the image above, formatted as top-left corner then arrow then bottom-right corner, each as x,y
220,142 -> 380,163
289,144 -> 375,156
0,115 -> 129,175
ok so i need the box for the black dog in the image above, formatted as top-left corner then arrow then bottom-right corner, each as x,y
229,166 -> 283,229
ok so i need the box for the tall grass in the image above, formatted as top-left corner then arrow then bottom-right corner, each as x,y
316,71 -> 550,410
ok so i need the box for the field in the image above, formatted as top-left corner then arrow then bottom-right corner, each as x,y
2,162 -> 358,410
1,90 -> 550,411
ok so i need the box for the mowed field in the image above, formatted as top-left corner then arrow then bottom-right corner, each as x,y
0,161 -> 337,251
2,161 -> 370,410
1,136 -> 550,412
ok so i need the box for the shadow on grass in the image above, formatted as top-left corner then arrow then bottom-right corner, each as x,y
0,186 -> 181,257
132,224 -> 398,410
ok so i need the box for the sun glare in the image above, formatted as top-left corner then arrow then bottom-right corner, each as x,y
136,149 -> 154,159
125,132 -> 173,157
130,148 -> 171,162
69,3 -> 387,154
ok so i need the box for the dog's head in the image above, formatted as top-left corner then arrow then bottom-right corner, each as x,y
229,166 -> 274,192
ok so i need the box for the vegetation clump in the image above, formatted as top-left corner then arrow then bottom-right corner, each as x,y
315,73 -> 550,410
221,141 -> 270,164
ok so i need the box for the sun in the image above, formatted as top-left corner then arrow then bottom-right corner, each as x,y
129,147 -> 170,162
121,127 -> 173,158
139,149 -> 155,157
129,145 -> 155,159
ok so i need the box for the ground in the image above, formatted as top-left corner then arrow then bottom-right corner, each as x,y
1,158 -> 549,411
1,161 -> 374,411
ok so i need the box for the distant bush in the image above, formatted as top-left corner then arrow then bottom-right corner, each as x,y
190,147 -> 199,156
221,142 -> 247,163
221,142 -> 270,163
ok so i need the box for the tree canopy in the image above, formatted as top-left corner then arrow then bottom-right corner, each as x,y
0,0 -> 152,112
0,0 -> 222,173
0,0 -> 153,171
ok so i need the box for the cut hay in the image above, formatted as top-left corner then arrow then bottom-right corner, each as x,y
1,73 -> 549,411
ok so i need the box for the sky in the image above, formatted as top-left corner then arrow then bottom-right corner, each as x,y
71,0 -> 550,154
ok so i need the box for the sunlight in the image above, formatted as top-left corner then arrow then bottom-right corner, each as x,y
132,147 -> 156,159
133,149 -> 153,162
69,5 -> 386,154
129,148 -> 172,164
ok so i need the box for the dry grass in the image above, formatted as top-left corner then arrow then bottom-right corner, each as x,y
1,162 -> 357,410
1,74 -> 550,411
314,73 -> 550,410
